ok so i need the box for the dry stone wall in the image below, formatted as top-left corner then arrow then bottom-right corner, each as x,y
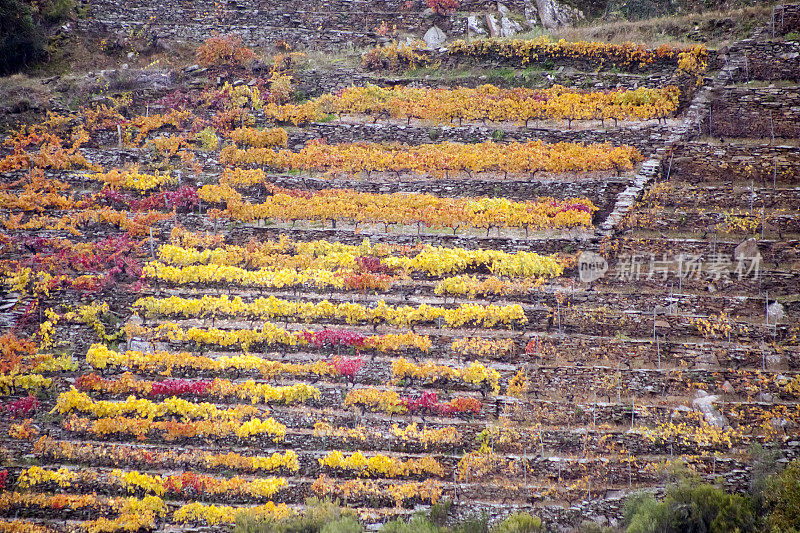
268,174 -> 627,209
762,3 -> 800,38
285,122 -> 673,156
293,67 -> 689,98
709,85 -> 800,139
716,40 -> 800,82
670,141 -> 800,184
80,0 -> 585,51
80,0 -> 475,50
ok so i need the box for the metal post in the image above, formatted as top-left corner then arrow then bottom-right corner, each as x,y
557,301 -> 561,336
666,150 -> 674,181
539,426 -> 544,456
653,308 -> 657,342
773,158 -> 777,190
770,111 -> 775,144
657,336 -> 661,369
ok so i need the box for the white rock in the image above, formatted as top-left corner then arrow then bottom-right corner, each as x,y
467,14 -> 486,36
498,2 -> 511,15
758,391 -> 775,403
767,301 -> 786,323
695,351 -> 719,369
733,237 -> 760,260
500,16 -> 523,37
535,0 -> 583,29
692,392 -> 729,428
423,26 -> 447,49
524,0 -> 538,25
485,13 -> 502,37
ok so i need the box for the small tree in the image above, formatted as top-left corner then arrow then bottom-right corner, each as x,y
764,459 -> 800,532
0,0 -> 47,75
623,480 -> 757,533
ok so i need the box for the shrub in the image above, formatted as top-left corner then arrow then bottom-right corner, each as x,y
453,514 -> 488,533
361,40 -> 430,72
764,459 -> 800,532
0,0 -> 47,75
426,0 -> 459,15
748,443 -> 783,512
196,32 -> 258,68
42,0 -> 75,21
429,501 -> 452,527
492,513 -> 542,533
578,521 -> 615,533
623,481 -> 757,533
195,127 -> 219,151
380,515 -> 440,533
321,517 -> 363,533
234,498 -> 360,533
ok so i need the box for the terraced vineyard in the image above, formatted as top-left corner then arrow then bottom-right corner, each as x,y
0,4 -> 799,532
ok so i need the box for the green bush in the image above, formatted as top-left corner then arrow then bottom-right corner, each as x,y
764,459 -> 800,533
380,514 -> 441,533
429,501 -> 452,527
452,514 -> 488,533
234,498 -> 361,533
492,513 -> 542,533
43,0 -> 76,21
748,443 -> 784,513
578,521 -> 616,533
233,512 -> 275,533
0,0 -> 47,75
624,481 -> 757,533
321,517 -> 364,533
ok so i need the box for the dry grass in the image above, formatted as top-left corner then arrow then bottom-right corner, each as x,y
548,4 -> 780,48
0,74 -> 54,113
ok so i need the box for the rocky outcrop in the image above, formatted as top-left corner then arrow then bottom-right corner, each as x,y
485,13 -> 502,37
467,14 -> 487,36
423,26 -> 447,49
524,0 -> 539,26
692,390 -> 729,428
535,0 -> 583,29
500,16 -> 523,37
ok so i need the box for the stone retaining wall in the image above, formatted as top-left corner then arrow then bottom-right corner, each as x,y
286,122 -> 673,156
762,3 -> 800,38
709,85 -> 800,139
294,67 -> 690,99
268,174 -> 627,211
79,0 -> 470,50
670,142 -> 800,184
717,40 -> 800,82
